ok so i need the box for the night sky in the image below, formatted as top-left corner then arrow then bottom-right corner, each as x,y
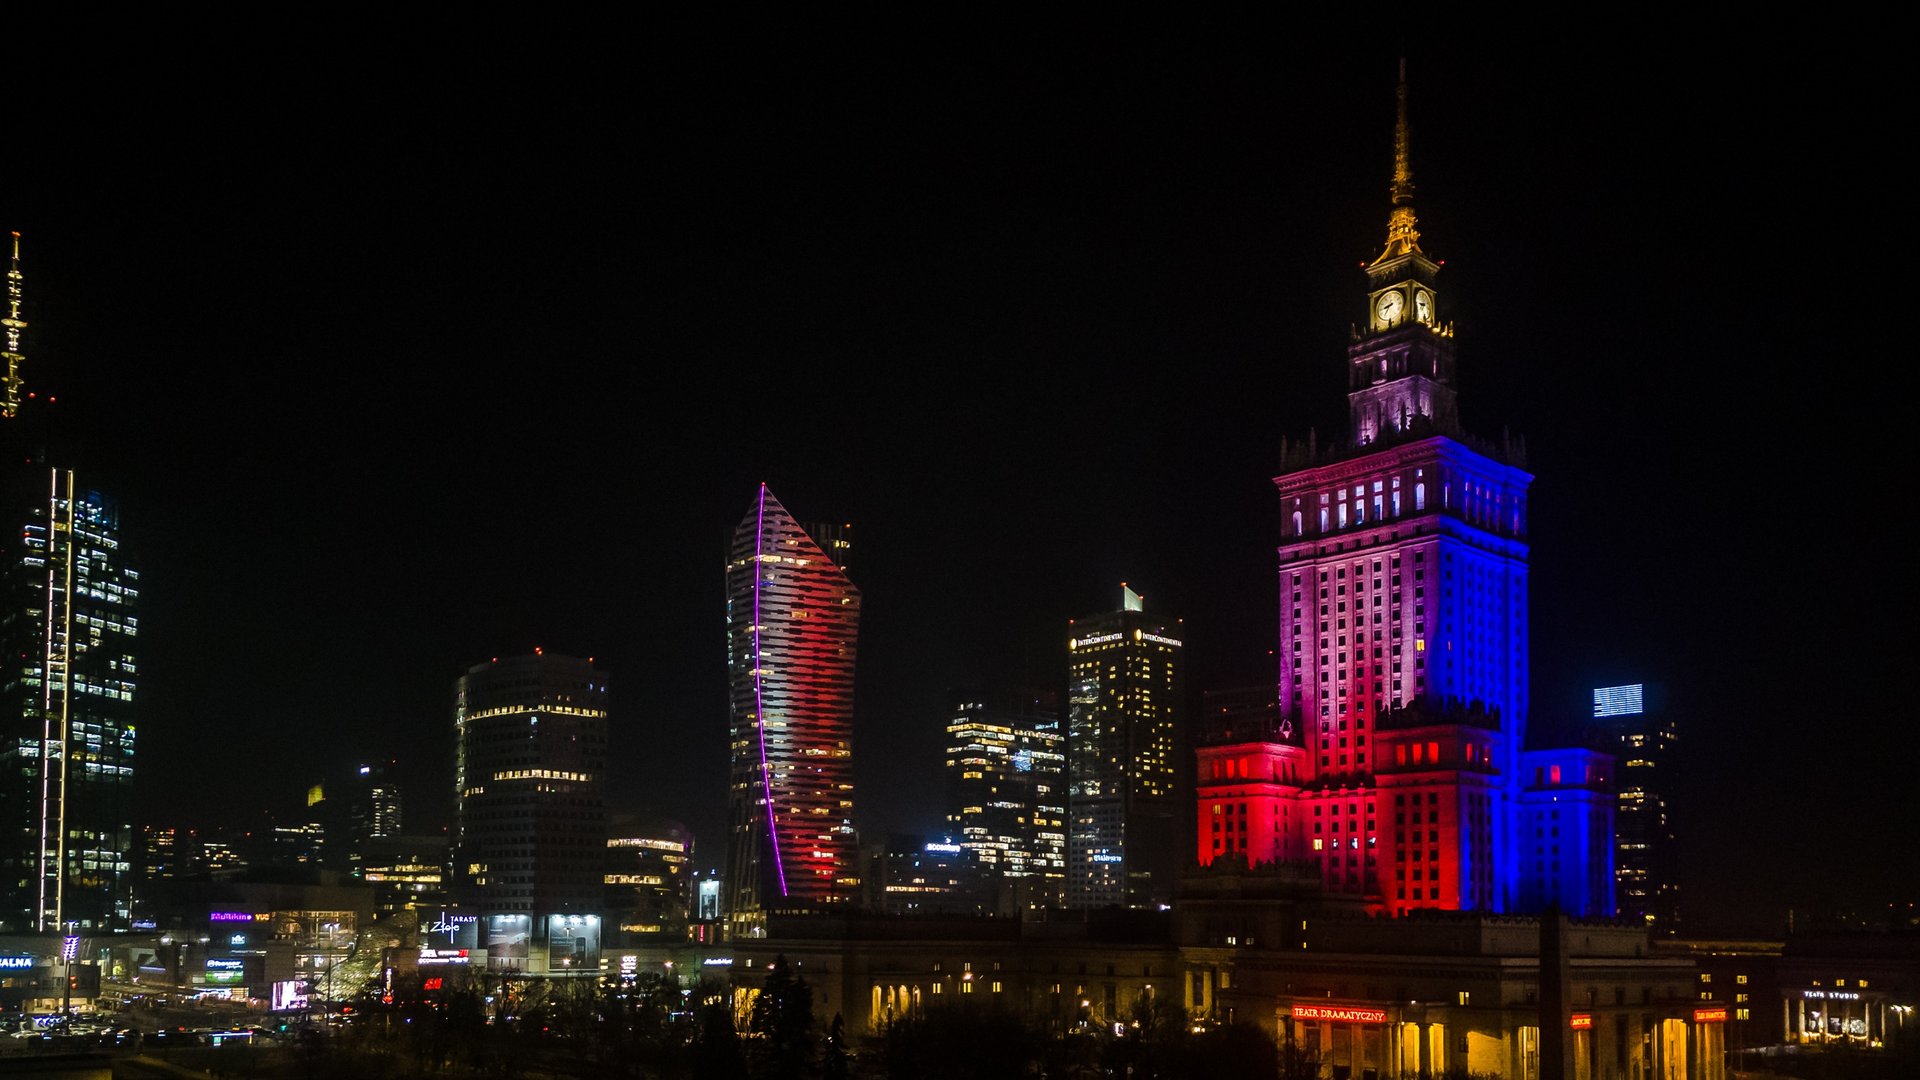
8,23 -> 1904,931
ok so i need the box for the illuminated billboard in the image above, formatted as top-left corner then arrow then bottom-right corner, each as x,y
484,914 -> 531,965
271,981 -> 309,1011
1593,684 -> 1645,718
546,914 -> 601,970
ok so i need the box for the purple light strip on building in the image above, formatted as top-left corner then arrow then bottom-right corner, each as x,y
753,484 -> 789,896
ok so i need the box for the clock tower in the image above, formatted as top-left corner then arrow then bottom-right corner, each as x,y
1349,61 -> 1459,447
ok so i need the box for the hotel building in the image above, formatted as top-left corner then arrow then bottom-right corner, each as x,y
944,690 -> 1066,907
1067,585 -> 1183,910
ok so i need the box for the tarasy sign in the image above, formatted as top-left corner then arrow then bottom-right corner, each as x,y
1292,1004 -> 1389,1024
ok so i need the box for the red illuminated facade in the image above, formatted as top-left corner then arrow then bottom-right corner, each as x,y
724,485 -> 861,938
1197,70 -> 1614,917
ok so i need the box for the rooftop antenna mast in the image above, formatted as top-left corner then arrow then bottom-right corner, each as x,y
2,231 -> 25,418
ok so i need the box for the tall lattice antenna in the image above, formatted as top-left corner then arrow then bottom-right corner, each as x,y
2,231 -> 25,418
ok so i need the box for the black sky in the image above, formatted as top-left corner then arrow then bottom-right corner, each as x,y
8,21 -> 1906,932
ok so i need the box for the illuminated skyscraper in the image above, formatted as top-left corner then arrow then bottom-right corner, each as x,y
1594,682 -> 1678,933
1195,65 -> 1614,917
451,652 -> 608,971
0,466 -> 139,932
944,690 -> 1066,905
1067,585 -> 1184,910
724,485 -> 860,938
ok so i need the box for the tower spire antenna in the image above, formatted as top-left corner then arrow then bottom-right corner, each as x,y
2,231 -> 25,419
1378,59 -> 1424,261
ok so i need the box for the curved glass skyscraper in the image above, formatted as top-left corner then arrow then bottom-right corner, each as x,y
724,485 -> 859,938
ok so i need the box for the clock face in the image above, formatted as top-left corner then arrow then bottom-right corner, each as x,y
1414,290 -> 1433,322
1375,290 -> 1404,325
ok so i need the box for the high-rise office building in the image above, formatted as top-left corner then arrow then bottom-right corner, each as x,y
1067,585 -> 1184,910
944,690 -> 1067,906
0,466 -> 139,933
604,811 -> 694,945
301,761 -> 403,874
1594,682 -> 1678,933
863,834 -> 993,916
723,485 -> 861,938
452,652 -> 608,972
348,762 -> 403,845
358,833 -> 450,915
1195,67 -> 1614,917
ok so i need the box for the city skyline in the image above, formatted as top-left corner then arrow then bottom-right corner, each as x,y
3,31 -> 1904,932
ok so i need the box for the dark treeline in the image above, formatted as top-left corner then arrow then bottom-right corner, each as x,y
276,954 -> 1327,1079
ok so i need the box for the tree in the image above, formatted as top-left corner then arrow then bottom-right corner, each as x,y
882,1007 -> 1045,1080
748,954 -> 815,1080
1277,1037 -> 1322,1080
1187,1022 -> 1283,1077
693,1000 -> 747,1079
821,1012 -> 850,1080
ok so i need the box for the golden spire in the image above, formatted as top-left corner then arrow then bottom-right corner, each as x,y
1377,58 -> 1423,262
2,231 -> 25,419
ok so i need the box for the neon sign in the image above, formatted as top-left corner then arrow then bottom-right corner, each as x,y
0,956 -> 33,970
1293,1004 -> 1388,1024
1571,1014 -> 1592,1030
209,912 -> 259,923
425,913 -> 477,941
924,843 -> 962,854
1694,1008 -> 1726,1023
